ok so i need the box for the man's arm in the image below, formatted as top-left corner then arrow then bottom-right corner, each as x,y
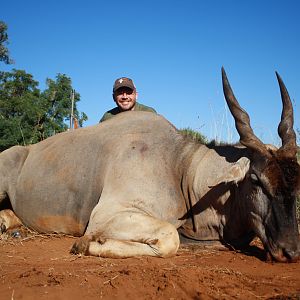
99,108 -> 119,123
99,113 -> 108,123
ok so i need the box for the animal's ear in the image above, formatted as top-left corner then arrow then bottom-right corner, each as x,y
209,157 -> 250,187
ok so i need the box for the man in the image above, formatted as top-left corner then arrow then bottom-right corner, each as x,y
99,77 -> 156,122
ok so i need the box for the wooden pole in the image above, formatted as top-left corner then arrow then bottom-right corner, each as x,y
70,89 -> 75,130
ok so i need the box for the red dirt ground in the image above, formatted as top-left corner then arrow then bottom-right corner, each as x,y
0,232 -> 299,300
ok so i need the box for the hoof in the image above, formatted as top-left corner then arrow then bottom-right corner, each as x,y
92,236 -> 107,245
70,236 -> 91,255
0,223 -> 6,234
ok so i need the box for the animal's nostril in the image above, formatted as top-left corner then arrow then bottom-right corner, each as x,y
283,248 -> 292,259
283,248 -> 300,262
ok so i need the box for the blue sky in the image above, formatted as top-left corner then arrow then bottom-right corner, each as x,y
1,0 -> 300,144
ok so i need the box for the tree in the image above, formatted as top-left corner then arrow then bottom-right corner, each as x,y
0,70 -> 42,150
0,21 -> 13,64
41,73 -> 87,137
0,70 -> 87,151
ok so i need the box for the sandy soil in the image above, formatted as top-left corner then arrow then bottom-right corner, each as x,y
0,231 -> 299,300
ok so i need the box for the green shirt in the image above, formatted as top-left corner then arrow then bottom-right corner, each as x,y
99,102 -> 156,122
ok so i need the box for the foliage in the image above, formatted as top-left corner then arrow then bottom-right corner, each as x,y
0,21 -> 13,64
179,128 -> 208,144
0,69 -> 87,151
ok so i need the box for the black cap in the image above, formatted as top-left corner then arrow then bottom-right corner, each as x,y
113,77 -> 136,92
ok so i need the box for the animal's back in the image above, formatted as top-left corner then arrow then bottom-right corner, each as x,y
9,112 -> 188,235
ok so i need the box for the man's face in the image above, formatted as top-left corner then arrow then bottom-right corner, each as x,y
113,87 -> 137,111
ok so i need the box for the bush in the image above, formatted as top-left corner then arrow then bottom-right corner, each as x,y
179,128 -> 208,144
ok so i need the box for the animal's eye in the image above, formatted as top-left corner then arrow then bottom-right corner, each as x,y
250,173 -> 265,189
250,173 -> 259,183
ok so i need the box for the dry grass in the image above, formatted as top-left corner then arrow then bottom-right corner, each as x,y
297,149 -> 300,223
0,225 -> 75,246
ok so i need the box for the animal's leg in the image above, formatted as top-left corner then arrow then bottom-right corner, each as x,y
71,212 -> 180,258
0,209 -> 22,233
